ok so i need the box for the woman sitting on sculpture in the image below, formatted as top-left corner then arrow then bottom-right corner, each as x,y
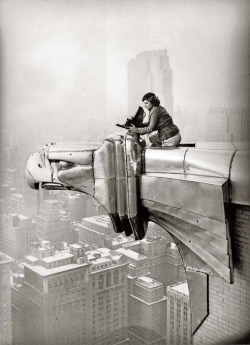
129,92 -> 181,148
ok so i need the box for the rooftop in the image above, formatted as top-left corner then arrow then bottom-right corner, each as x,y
116,248 -> 147,261
169,282 -> 189,296
136,276 -> 162,288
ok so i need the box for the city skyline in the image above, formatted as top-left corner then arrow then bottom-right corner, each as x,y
0,1 -> 250,344
1,0 -> 249,143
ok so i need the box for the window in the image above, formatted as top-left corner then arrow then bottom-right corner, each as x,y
114,270 -> 119,285
98,274 -> 104,289
106,272 -> 111,287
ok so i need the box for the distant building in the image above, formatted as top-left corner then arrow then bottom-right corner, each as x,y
166,282 -> 192,345
3,168 -> 22,193
110,235 -> 135,250
77,215 -> 113,247
0,252 -> 13,345
67,193 -> 86,222
33,199 -> 71,248
11,272 -> 25,345
7,193 -> 24,215
128,276 -> 167,345
128,50 -> 174,115
207,108 -> 250,142
122,236 -> 183,288
15,242 -> 129,345
2,213 -> 34,260
116,248 -> 149,280
165,242 -> 186,286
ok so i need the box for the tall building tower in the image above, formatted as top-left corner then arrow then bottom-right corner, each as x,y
166,282 -> 192,345
11,272 -> 25,345
7,193 -> 24,215
0,252 -> 13,345
34,199 -> 69,248
128,50 -> 174,115
128,276 -> 167,345
207,108 -> 250,142
16,242 -> 129,345
165,242 -> 186,286
2,213 -> 34,261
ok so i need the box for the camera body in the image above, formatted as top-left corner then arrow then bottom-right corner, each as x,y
116,106 -> 145,129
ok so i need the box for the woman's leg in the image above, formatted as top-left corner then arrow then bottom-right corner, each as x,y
148,132 -> 162,147
162,132 -> 181,147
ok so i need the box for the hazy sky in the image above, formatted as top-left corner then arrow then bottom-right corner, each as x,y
1,0 -> 249,139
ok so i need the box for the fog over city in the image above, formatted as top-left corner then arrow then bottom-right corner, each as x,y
1,0 -> 250,146
1,1 -> 250,345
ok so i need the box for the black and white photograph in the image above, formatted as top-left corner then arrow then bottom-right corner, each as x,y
0,1 -> 250,344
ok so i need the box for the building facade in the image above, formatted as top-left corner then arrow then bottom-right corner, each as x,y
2,213 -> 34,261
13,242 -> 129,345
0,252 -> 13,345
166,282 -> 192,345
34,199 -> 72,249
77,215 -> 113,247
128,276 -> 167,345
128,50 -> 174,115
207,108 -> 250,142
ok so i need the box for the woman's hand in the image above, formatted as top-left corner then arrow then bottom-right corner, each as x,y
128,125 -> 138,133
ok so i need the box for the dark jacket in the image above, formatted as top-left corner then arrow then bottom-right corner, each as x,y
135,105 -> 179,140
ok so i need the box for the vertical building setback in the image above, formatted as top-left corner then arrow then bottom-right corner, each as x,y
128,50 -> 174,116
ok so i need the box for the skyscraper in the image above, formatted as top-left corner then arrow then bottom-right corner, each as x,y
0,252 -> 13,345
16,242 -> 129,345
128,276 -> 167,345
166,282 -> 192,345
2,213 -> 34,261
77,215 -> 113,247
11,272 -> 25,345
165,242 -> 186,286
128,50 -> 174,115
207,108 -> 250,142
34,199 -> 70,248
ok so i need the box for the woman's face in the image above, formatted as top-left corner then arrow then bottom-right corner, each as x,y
143,100 -> 153,110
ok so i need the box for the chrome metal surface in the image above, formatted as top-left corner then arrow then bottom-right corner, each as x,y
145,147 -> 187,174
142,200 -> 228,239
185,149 -> 235,178
26,134 -> 250,335
185,270 -> 208,334
141,174 -> 228,222
149,213 -> 232,282
230,149 -> 250,205
58,165 -> 94,196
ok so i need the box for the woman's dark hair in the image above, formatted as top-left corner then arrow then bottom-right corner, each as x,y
142,92 -> 160,106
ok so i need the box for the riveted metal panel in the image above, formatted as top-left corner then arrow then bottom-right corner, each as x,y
124,138 -> 142,178
185,149 -> 234,178
142,200 -> 228,239
173,237 -> 215,276
150,210 -> 229,266
94,178 -> 116,213
126,177 -> 139,218
115,140 -> 127,216
115,141 -> 127,217
94,140 -> 116,179
47,149 -> 94,165
186,270 -> 208,334
141,174 -> 228,222
149,214 -> 231,282
144,201 -> 229,252
144,147 -> 187,173
58,165 -> 94,196
230,149 -> 250,205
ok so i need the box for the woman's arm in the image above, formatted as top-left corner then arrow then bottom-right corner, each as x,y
132,109 -> 160,134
